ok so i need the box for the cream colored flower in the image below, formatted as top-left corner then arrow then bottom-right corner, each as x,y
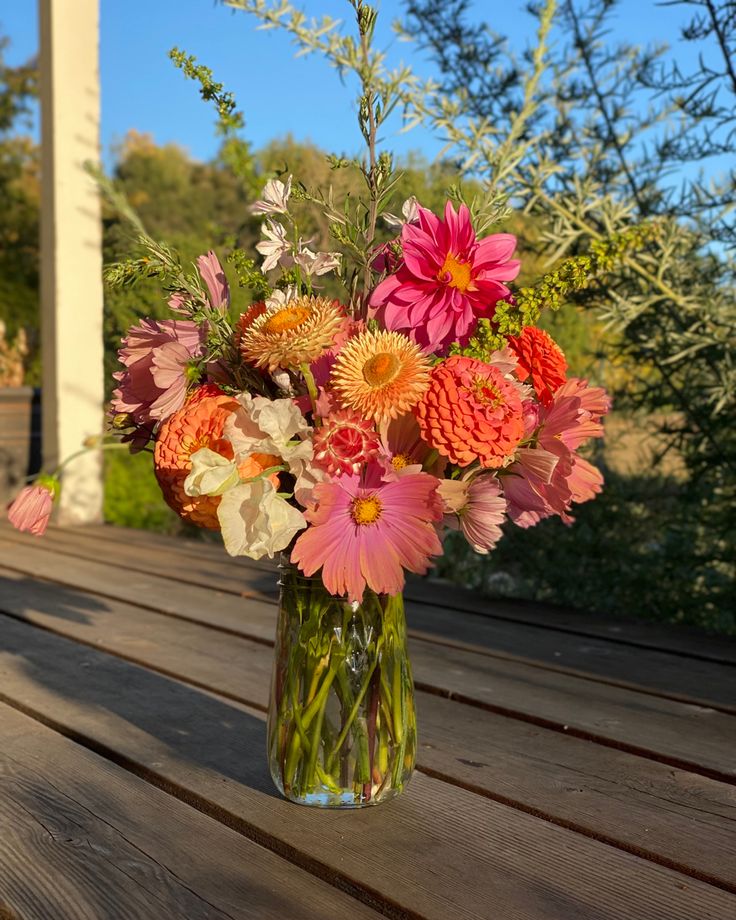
184,448 -> 240,498
217,478 -> 306,559
249,176 -> 292,216
294,248 -> 342,277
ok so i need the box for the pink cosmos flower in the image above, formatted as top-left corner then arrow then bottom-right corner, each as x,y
8,483 -> 55,536
312,408 -> 380,476
198,250 -> 230,311
370,202 -> 520,354
378,413 -> 446,478
539,377 -> 611,452
438,475 -> 507,554
291,464 -> 444,602
111,318 -> 205,432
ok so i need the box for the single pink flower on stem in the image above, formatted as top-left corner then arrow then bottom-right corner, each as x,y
111,318 -> 205,432
8,482 -> 56,536
370,202 -> 520,354
291,464 -> 444,602
197,250 -> 230,311
438,475 -> 507,553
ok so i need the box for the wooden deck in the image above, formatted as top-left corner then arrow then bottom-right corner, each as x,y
0,521 -> 734,920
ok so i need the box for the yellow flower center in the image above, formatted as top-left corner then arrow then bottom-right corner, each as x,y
351,495 -> 383,525
262,305 -> 311,335
439,253 -> 472,292
362,351 -> 401,387
391,453 -> 411,471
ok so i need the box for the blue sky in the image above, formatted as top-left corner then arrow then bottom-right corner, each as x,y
2,0 -> 710,168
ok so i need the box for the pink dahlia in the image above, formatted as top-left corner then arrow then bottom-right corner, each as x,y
312,409 -> 380,476
8,482 -> 56,536
111,318 -> 205,432
370,202 -> 520,354
438,474 -> 507,554
291,465 -> 444,602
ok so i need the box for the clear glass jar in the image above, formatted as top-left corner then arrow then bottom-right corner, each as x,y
267,560 -> 416,807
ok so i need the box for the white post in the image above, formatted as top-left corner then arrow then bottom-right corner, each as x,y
39,0 -> 104,525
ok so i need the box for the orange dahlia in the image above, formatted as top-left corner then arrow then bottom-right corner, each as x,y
330,329 -> 432,422
154,388 -> 239,529
239,295 -> 344,371
507,326 -> 567,407
414,356 -> 525,468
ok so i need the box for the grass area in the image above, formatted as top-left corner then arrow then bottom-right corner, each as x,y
103,449 -> 183,534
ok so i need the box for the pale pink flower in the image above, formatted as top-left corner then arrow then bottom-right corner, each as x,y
291,464 -> 444,602
111,318 -> 205,430
370,202 -> 520,354
439,475 -> 507,554
294,248 -> 341,277
8,483 -> 55,536
256,220 -> 293,272
197,250 -> 230,311
250,176 -> 292,215
378,413 -> 446,478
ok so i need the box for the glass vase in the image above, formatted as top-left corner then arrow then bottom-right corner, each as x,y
267,559 -> 417,807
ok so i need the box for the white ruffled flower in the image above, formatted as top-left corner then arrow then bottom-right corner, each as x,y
217,478 -> 306,559
249,176 -> 292,216
256,220 -> 293,272
184,448 -> 240,498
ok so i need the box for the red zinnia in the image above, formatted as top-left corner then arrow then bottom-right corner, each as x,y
507,326 -> 567,407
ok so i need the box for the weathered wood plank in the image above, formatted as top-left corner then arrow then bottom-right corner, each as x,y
1,568 -> 735,890
2,533 -> 734,713
0,617 -> 733,920
0,704 -> 384,920
57,521 -> 736,665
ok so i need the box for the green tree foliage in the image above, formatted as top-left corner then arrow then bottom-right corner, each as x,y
402,0 -> 735,629
0,35 -> 39,383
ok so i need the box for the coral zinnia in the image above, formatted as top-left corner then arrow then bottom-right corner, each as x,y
291,465 -> 444,602
330,329 -> 432,422
507,326 -> 567,407
414,356 -> 525,468
239,295 -> 344,371
369,202 -> 520,354
154,388 -> 239,529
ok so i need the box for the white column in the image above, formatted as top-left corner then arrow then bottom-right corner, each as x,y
40,0 -> 104,524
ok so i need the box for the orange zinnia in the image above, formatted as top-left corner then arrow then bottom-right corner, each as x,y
507,326 -> 567,407
414,356 -> 525,468
154,387 -> 239,529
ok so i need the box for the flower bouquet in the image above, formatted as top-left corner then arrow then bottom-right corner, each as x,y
8,3 -> 621,808
87,173 -> 607,807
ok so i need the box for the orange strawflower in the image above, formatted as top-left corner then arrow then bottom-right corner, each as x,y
507,326 -> 567,407
239,295 -> 344,371
414,356 -> 525,468
330,329 -> 432,422
154,387 -> 239,529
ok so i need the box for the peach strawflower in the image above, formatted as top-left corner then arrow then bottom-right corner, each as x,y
240,294 -> 344,371
330,329 -> 432,422
154,387 -> 239,529
507,326 -> 568,407
414,356 -> 525,468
